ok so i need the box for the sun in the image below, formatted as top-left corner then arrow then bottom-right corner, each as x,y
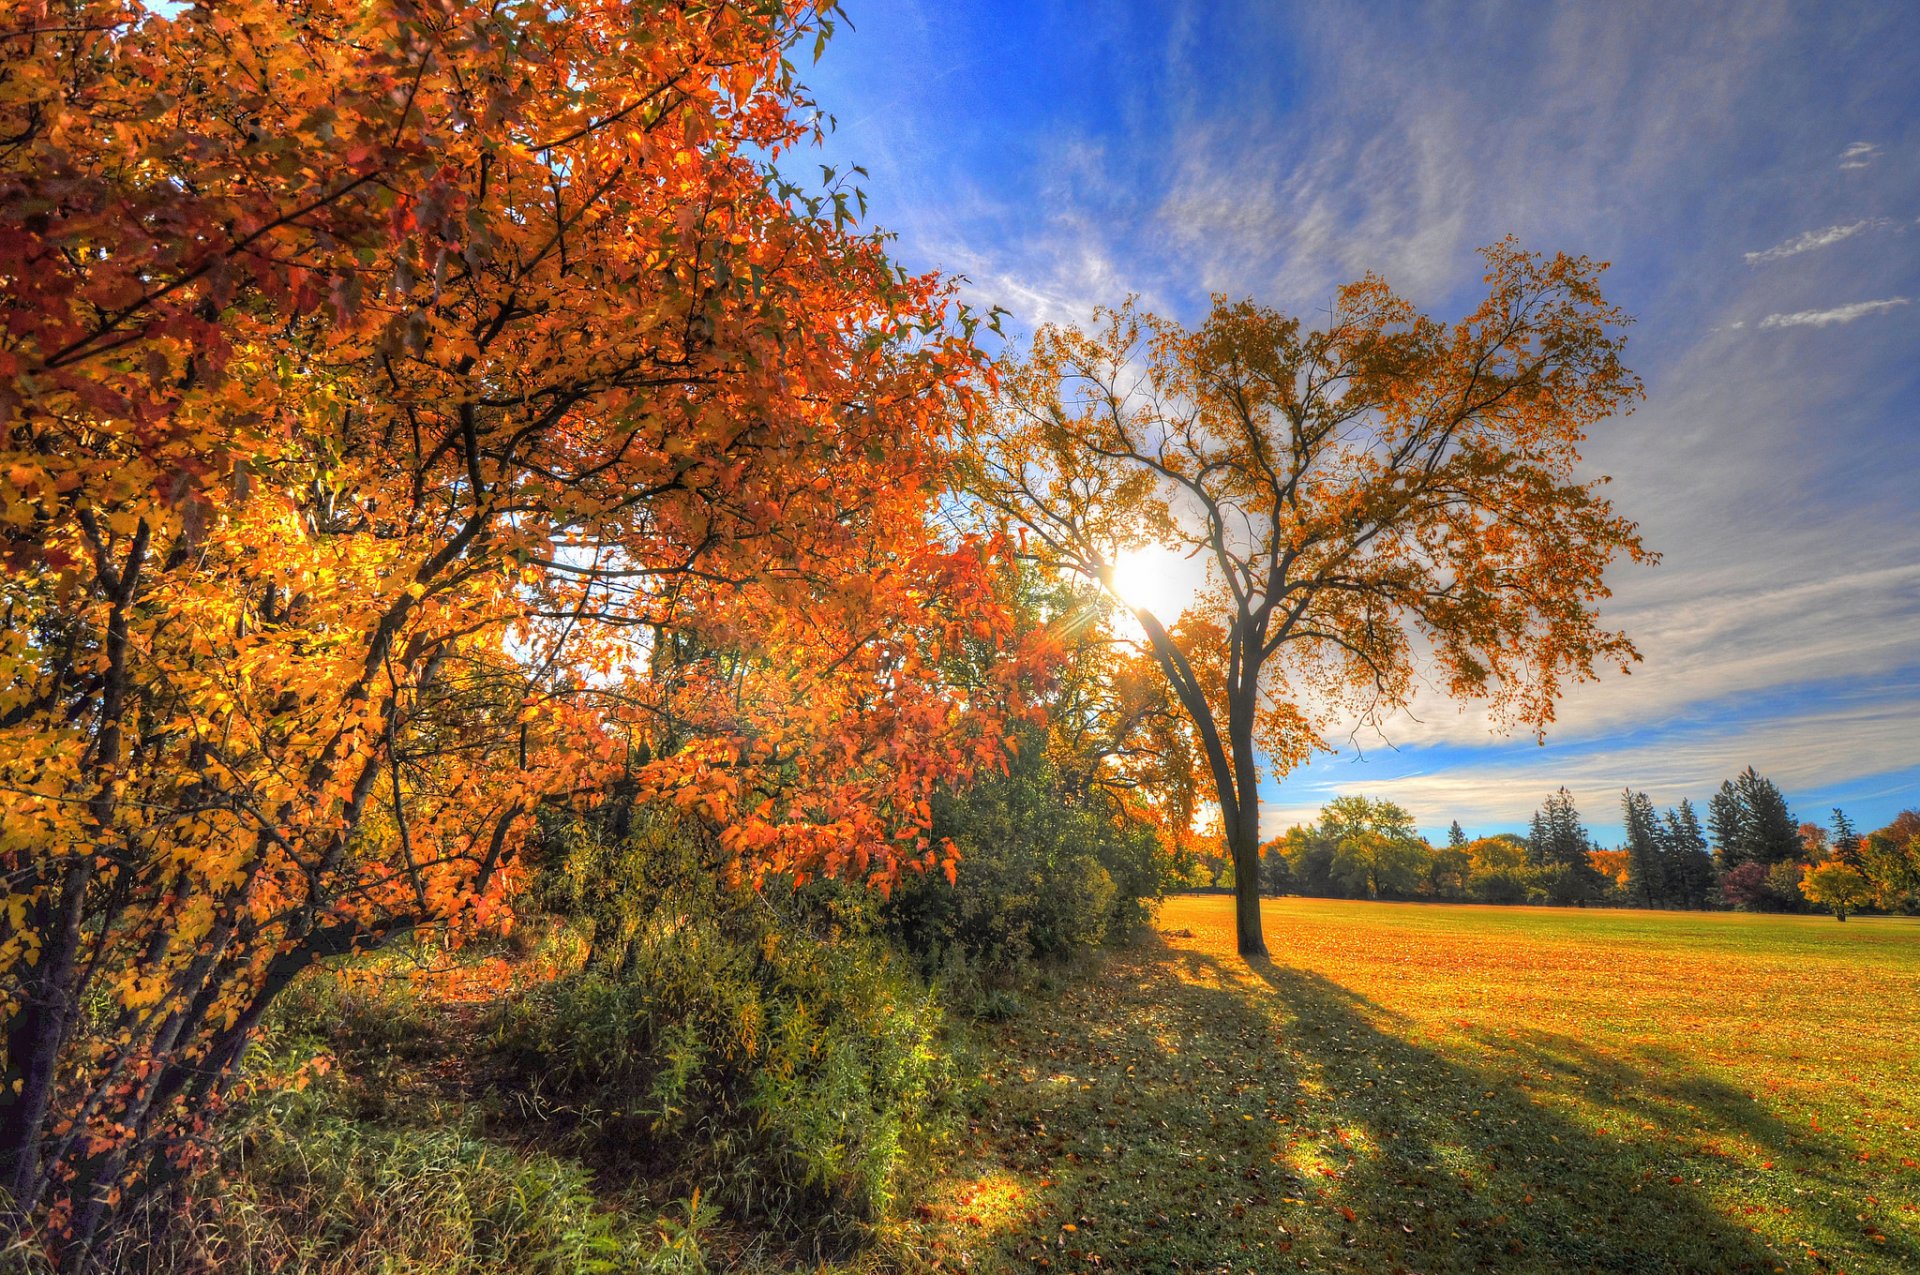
1105,543 -> 1198,622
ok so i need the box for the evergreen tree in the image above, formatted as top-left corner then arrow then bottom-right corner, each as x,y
1831,808 -> 1863,869
1735,767 -> 1799,865
1708,781 -> 1747,870
1621,789 -> 1667,907
1448,820 -> 1469,850
1662,799 -> 1718,909
1528,788 -> 1604,902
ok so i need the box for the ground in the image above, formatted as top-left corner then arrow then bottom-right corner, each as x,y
885,896 -> 1920,1274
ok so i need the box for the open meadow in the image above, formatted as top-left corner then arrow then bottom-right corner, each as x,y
894,896 -> 1920,1273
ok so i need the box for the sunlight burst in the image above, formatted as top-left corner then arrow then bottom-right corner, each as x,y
1106,543 -> 1198,623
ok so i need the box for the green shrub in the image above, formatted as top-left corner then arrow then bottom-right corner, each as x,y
500,807 -> 949,1257
884,738 -> 1165,986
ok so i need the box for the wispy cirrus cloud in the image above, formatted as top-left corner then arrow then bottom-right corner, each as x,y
1744,219 -> 1890,264
1758,296 -> 1910,327
1839,140 -> 1881,170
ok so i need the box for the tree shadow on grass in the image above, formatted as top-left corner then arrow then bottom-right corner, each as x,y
929,936 -> 1827,1273
1466,1026 -> 1917,1271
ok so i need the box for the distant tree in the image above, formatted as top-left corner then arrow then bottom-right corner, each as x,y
1528,788 -> 1604,901
1720,862 -> 1777,911
1467,834 -> 1534,904
1588,847 -> 1631,896
1736,768 -> 1801,865
1765,861 -> 1809,912
1860,826 -> 1920,913
1707,768 -> 1800,869
1830,808 -> 1863,870
1271,824 -> 1338,897
1331,830 -> 1428,899
1708,782 -> 1748,870
1279,796 -> 1426,899
1258,839 -> 1295,896
1448,821 -> 1470,850
1621,789 -> 1668,907
1661,800 -> 1719,909
1800,861 -> 1873,921
1881,810 -> 1920,846
1798,822 -> 1831,861
1427,844 -> 1473,900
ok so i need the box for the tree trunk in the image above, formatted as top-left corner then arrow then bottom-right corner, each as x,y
1228,815 -> 1268,958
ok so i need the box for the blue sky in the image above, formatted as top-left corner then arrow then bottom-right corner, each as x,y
802,1 -> 1920,845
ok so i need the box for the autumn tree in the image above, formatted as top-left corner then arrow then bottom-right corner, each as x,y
1322,798 -> 1425,900
1465,834 -> 1533,904
0,0 -> 1021,1254
1859,816 -> 1919,912
1800,861 -> 1873,921
961,244 -> 1649,954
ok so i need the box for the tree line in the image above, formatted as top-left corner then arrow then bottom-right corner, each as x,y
1249,771 -> 1919,918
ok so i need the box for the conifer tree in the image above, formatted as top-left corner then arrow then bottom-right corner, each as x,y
1449,820 -> 1469,850
1621,789 -> 1667,907
1736,767 -> 1800,865
1662,800 -> 1718,909
1528,788 -> 1604,901
1831,808 -> 1864,869
1708,780 -> 1747,870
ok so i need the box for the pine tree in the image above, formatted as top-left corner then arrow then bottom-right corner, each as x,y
1831,808 -> 1863,869
1736,767 -> 1799,865
1708,781 -> 1747,870
1662,799 -> 1718,909
1621,789 -> 1667,907
1448,820 -> 1468,850
1528,788 -> 1604,902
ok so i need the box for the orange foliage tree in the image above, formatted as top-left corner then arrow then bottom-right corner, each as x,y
963,243 -> 1652,956
0,0 -> 1021,1251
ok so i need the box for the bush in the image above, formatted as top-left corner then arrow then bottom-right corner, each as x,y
1722,861 -> 1794,911
501,807 -> 949,1256
883,739 -> 1166,986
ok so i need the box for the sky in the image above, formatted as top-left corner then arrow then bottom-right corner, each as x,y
801,0 -> 1920,845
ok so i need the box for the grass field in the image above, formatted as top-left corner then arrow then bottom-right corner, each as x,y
890,896 -> 1920,1273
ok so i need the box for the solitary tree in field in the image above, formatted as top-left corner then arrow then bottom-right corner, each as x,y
1800,861 -> 1873,921
964,243 -> 1650,954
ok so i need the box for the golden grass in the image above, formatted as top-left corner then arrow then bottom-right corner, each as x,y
883,896 -> 1920,1273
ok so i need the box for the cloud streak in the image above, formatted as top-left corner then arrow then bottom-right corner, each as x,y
1838,140 -> 1881,170
1744,219 -> 1889,264
1758,297 -> 1910,327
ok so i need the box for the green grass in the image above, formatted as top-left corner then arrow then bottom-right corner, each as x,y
886,896 -> 1920,1273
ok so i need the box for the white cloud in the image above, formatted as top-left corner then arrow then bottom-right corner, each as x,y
1839,140 -> 1881,170
1267,689 -> 1920,836
1758,297 -> 1910,328
1744,219 -> 1889,264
